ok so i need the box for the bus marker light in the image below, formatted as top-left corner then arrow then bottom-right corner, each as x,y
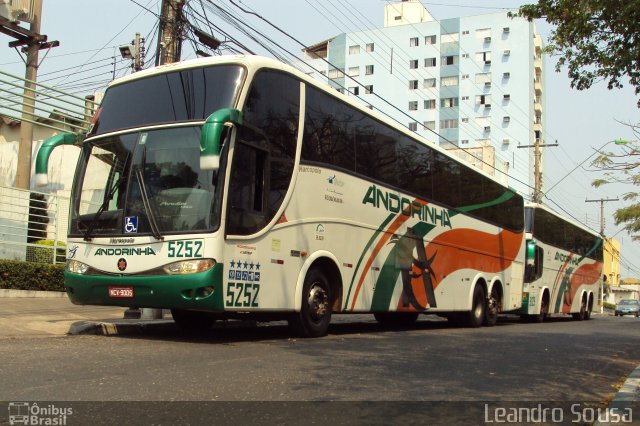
271,259 -> 284,265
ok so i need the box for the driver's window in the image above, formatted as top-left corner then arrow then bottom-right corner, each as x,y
227,69 -> 299,236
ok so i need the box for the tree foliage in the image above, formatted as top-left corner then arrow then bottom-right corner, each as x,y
590,123 -> 640,240
513,0 -> 640,107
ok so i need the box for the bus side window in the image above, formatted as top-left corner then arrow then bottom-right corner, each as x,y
227,140 -> 267,235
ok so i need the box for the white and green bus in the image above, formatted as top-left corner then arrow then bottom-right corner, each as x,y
37,55 -> 526,337
518,203 -> 604,322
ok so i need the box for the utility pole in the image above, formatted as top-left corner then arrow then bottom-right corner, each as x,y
155,0 -> 185,66
134,32 -> 144,72
585,197 -> 619,235
517,138 -> 558,203
0,0 -> 52,190
585,197 -> 618,314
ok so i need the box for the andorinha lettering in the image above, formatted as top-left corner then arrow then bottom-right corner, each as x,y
95,247 -> 156,256
555,251 -> 580,266
362,185 -> 452,228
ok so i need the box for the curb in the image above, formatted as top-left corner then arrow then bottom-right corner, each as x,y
595,365 -> 640,426
0,289 -> 67,298
68,320 -> 175,335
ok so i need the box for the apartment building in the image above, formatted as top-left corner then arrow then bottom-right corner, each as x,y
303,0 -> 545,195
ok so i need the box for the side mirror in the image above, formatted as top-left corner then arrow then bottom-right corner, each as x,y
35,133 -> 78,186
200,108 -> 243,171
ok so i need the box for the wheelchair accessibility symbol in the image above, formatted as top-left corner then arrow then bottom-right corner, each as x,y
124,216 -> 138,234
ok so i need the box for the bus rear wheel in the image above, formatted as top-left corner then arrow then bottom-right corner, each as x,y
484,286 -> 500,327
572,297 -> 587,321
289,268 -> 332,338
171,309 -> 217,332
374,311 -> 419,327
464,285 -> 485,328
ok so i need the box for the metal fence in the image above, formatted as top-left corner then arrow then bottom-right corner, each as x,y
0,185 -> 69,264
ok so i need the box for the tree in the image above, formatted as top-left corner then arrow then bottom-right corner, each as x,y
512,0 -> 640,107
590,123 -> 640,240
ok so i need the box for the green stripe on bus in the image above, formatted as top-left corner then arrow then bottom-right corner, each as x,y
453,190 -> 515,215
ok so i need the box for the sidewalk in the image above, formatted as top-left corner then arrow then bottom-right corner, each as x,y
0,290 -> 171,337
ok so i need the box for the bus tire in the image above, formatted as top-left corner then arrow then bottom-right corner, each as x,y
289,268 -> 332,337
484,286 -> 500,327
464,285 -> 485,328
374,311 -> 419,327
171,309 -> 216,332
572,297 -> 587,321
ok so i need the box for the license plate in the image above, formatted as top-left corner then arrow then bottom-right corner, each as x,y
108,286 -> 134,298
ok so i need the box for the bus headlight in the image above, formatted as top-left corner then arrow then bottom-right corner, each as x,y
66,260 -> 89,274
163,259 -> 215,275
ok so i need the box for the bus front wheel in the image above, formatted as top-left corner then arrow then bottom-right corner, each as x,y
289,269 -> 332,337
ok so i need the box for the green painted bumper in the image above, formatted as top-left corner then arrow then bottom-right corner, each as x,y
65,263 -> 224,311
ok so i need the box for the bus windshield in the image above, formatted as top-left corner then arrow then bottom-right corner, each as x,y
89,64 -> 245,136
70,126 -> 225,238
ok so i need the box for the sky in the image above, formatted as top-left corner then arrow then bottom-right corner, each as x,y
1,0 -> 639,277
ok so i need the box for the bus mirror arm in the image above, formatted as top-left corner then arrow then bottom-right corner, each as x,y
200,108 -> 243,171
35,132 -> 79,186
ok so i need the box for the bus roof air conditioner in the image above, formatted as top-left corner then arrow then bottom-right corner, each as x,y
200,108 -> 243,171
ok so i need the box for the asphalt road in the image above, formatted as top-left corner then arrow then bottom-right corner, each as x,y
1,314 -> 638,424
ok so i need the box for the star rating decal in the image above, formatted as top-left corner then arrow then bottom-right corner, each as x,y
229,260 -> 260,270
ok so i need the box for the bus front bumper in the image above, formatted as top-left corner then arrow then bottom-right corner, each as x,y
64,263 -> 224,311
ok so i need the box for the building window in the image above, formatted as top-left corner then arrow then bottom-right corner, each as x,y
424,121 -> 435,130
365,85 -> 373,94
440,119 -> 459,129
408,101 -> 418,111
462,30 -> 470,35
461,139 -> 469,144
475,72 -> 491,84
476,51 -> 491,64
425,35 -> 436,45
408,122 -> 418,131
461,117 -> 469,123
349,86 -> 359,96
461,74 -> 469,79
410,37 -> 419,47
348,66 -> 360,77
349,45 -> 360,55
442,55 -> 458,66
409,80 -> 418,90
440,97 -> 459,108
440,76 -> 459,87
366,43 -> 374,52
409,59 -> 419,69
365,65 -> 374,75
424,99 -> 436,109
424,57 -> 436,67
461,96 -> 469,101
476,94 -> 491,105
328,68 -> 344,79
462,53 -> 469,58
423,78 -> 436,88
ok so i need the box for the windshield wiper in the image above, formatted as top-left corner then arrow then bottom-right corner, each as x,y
134,147 -> 163,240
83,176 -> 124,241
